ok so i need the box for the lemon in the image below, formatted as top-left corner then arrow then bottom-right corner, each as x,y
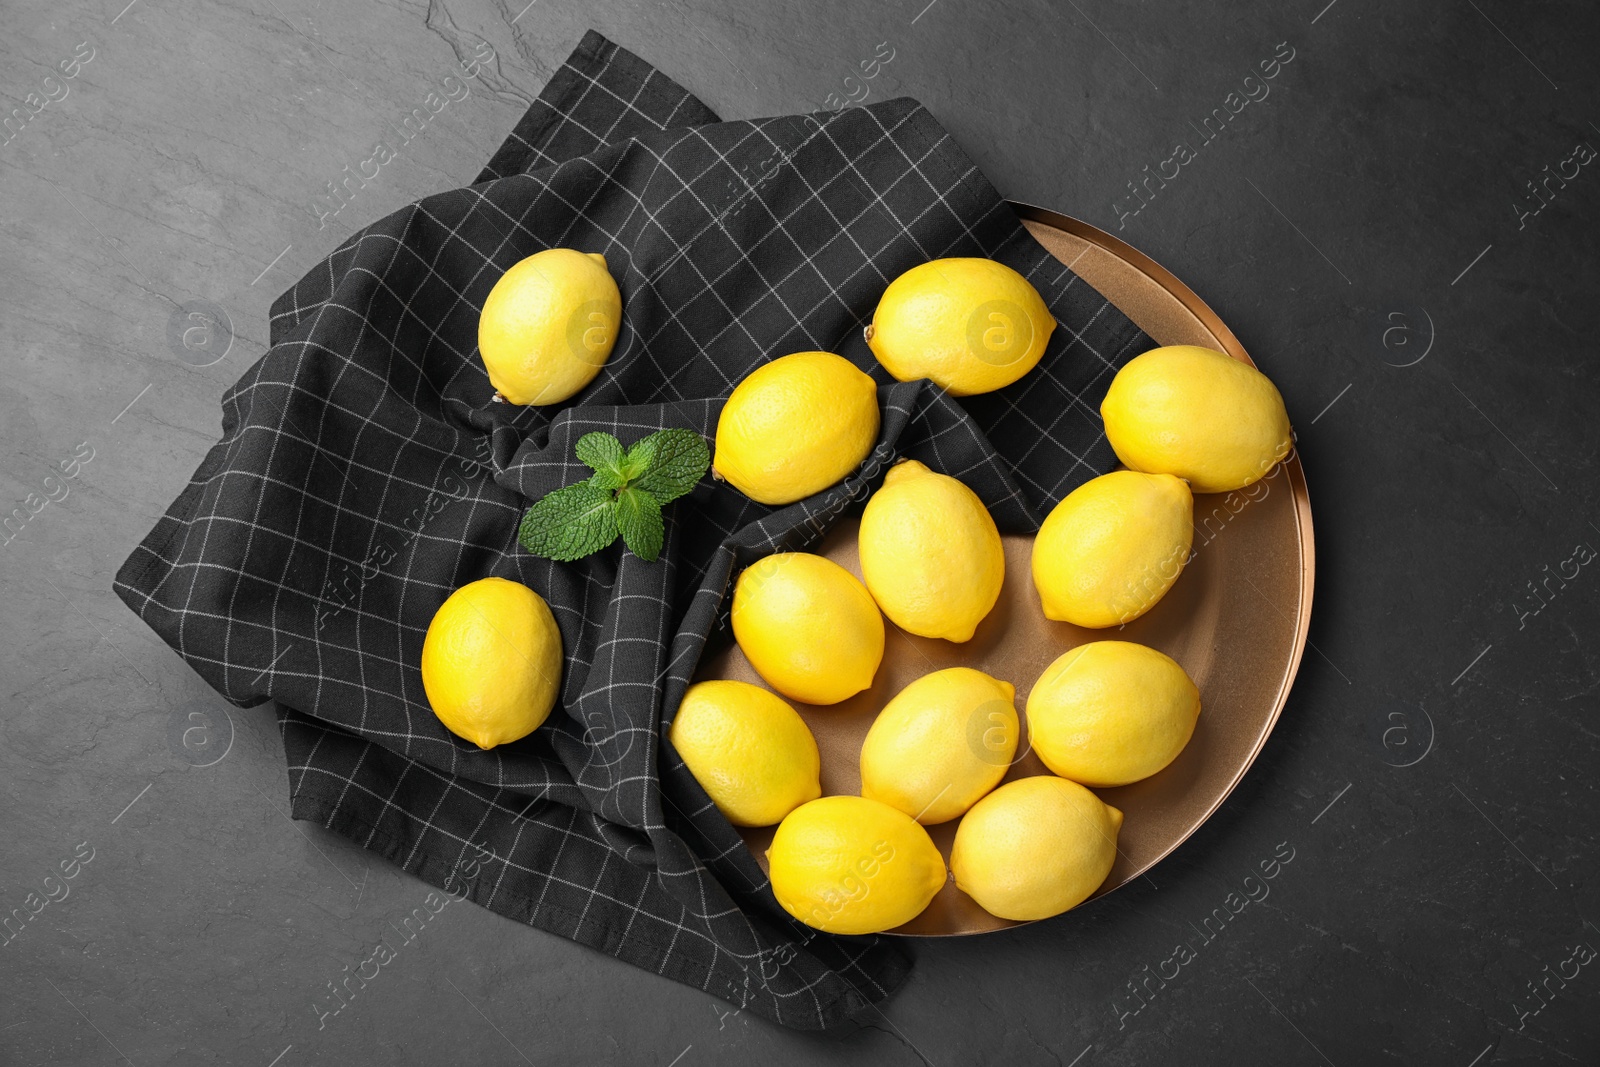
668,680 -> 821,827
951,776 -> 1123,922
865,258 -> 1055,396
420,577 -> 563,749
767,795 -> 947,934
731,553 -> 884,705
860,668 -> 1017,825
713,352 -> 880,505
1027,641 -> 1200,787
478,248 -> 622,406
1032,470 -> 1193,628
858,460 -> 1004,642
1102,345 -> 1293,493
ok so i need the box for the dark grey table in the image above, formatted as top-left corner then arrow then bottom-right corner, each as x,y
3,1 -> 1596,1064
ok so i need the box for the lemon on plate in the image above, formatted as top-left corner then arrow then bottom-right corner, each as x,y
857,460 -> 1004,642
731,552 -> 884,705
951,776 -> 1122,922
1032,470 -> 1193,628
713,351 -> 880,505
668,679 -> 821,827
420,577 -> 563,749
1101,344 -> 1293,493
478,248 -> 623,406
860,667 -> 1018,825
1027,641 -> 1200,787
767,795 -> 947,934
865,257 -> 1055,396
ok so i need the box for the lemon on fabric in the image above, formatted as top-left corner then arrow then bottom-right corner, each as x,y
1031,470 -> 1194,628
668,680 -> 822,827
857,460 -> 1004,642
766,795 -> 948,934
951,776 -> 1123,922
1101,344 -> 1294,493
1027,641 -> 1200,787
731,553 -> 884,705
860,667 -> 1018,825
478,248 -> 623,406
420,577 -> 563,750
865,257 -> 1055,396
712,352 -> 880,506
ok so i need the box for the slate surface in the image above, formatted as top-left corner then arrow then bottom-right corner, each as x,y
2,1 -> 1596,1064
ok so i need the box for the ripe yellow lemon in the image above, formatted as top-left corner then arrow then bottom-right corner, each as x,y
1102,345 -> 1293,493
865,258 -> 1055,396
860,667 -> 1018,825
1032,470 -> 1193,628
478,248 -> 622,406
858,460 -> 1004,642
767,795 -> 947,934
1027,641 -> 1200,787
951,776 -> 1123,922
731,553 -> 884,705
713,352 -> 880,505
668,680 -> 821,827
420,577 -> 563,749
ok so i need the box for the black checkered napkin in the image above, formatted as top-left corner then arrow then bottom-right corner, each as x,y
115,30 -> 1152,1029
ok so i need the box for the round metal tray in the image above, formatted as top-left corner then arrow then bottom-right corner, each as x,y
696,203 -> 1315,935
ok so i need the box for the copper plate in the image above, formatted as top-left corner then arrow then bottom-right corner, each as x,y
694,203 -> 1315,936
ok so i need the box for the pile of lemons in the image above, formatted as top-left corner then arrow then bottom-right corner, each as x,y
417,246 -> 1293,936
685,258 -> 1293,934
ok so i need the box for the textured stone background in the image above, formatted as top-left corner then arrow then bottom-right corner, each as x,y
2,0 -> 1597,1064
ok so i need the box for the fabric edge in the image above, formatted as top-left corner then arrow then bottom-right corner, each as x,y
288,783 -> 908,1030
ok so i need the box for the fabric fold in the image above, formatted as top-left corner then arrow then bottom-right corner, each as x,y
114,29 -> 1152,1029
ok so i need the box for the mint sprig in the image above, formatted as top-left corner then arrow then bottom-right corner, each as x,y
517,429 -> 708,563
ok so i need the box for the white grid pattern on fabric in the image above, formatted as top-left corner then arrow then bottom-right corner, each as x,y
114,30 -> 1154,1031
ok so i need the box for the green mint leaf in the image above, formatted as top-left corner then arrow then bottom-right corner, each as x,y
575,432 -> 627,489
614,486 -> 664,562
517,479 -> 619,561
515,427 -> 705,565
615,443 -> 652,484
627,428 -> 711,504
